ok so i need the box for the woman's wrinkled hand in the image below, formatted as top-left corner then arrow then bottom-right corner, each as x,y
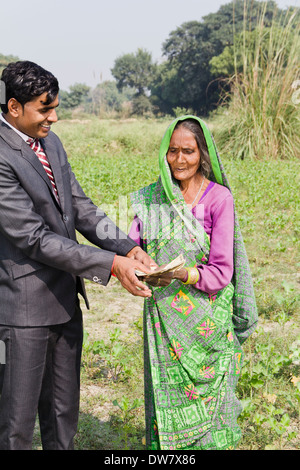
146,271 -> 174,287
145,266 -> 188,287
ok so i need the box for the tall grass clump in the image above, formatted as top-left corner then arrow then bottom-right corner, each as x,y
214,2 -> 300,160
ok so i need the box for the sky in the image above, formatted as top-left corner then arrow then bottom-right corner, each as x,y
1,0 -> 298,91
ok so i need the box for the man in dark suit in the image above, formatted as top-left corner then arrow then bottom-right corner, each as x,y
0,61 -> 155,450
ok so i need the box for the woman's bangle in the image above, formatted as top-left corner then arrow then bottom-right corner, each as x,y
182,267 -> 200,285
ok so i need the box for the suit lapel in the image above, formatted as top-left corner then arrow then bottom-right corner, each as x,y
20,139 -> 62,210
0,121 -> 64,210
20,139 -> 52,186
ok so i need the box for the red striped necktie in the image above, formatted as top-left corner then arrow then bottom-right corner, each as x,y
27,138 -> 60,204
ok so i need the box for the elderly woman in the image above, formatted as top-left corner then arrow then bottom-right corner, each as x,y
129,116 -> 258,451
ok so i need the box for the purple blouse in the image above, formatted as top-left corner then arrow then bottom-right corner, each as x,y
129,182 -> 234,294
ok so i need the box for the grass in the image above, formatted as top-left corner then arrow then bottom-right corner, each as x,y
213,2 -> 300,160
33,117 -> 299,450
56,117 -> 166,205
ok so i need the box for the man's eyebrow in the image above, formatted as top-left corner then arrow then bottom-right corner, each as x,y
39,101 -> 59,109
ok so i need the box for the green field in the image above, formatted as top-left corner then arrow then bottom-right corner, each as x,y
34,117 -> 300,450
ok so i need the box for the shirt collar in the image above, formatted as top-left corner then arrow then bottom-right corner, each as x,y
0,113 -> 32,142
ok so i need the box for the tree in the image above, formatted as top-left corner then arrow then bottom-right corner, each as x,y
88,80 -> 134,115
161,21 -> 211,114
208,0 -> 290,79
111,48 -> 155,95
59,83 -> 90,110
150,62 -> 184,115
111,48 -> 156,115
151,0 -> 284,115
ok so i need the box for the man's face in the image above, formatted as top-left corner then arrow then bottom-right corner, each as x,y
10,92 -> 59,139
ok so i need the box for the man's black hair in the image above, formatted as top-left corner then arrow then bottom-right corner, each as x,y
0,60 -> 59,113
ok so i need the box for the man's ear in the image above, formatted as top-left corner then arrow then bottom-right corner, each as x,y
7,98 -> 22,117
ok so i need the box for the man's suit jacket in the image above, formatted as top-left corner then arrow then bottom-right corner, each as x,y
0,120 -> 137,327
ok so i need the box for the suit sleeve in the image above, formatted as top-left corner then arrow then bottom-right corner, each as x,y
0,157 -> 136,285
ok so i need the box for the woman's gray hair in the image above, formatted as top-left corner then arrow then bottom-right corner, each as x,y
173,119 -> 211,178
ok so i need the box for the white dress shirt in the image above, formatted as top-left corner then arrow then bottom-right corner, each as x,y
0,113 -> 30,142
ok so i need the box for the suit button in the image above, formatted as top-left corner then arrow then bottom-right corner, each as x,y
63,214 -> 69,222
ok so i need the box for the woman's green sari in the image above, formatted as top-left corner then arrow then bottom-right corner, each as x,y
130,116 -> 258,450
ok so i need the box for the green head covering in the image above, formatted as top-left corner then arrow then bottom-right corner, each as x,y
158,115 -> 223,204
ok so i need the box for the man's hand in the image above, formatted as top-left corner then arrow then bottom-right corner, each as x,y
126,246 -> 158,270
112,255 -> 153,297
124,247 -> 177,289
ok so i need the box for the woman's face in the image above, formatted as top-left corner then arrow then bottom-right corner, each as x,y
167,127 -> 201,183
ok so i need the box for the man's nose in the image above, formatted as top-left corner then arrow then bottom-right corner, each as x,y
48,109 -> 58,123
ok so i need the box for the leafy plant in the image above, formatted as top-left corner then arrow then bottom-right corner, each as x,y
112,396 -> 143,450
97,328 -> 133,381
81,330 -> 103,377
82,327 -> 133,381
